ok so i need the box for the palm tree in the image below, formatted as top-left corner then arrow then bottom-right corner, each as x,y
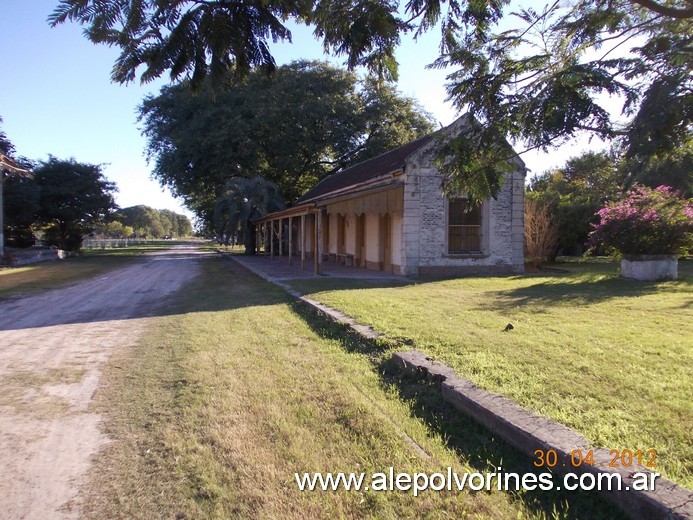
214,176 -> 284,254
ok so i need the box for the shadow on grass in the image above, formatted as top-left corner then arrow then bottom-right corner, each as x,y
476,268 -> 692,313
478,276 -> 672,312
290,300 -> 625,520
289,259 -> 692,308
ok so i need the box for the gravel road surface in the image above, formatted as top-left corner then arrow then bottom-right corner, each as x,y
0,245 -> 208,519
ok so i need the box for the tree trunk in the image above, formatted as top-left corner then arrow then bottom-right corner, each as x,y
244,221 -> 256,255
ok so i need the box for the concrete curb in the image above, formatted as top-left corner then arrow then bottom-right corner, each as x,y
227,254 -> 692,519
393,350 -> 692,520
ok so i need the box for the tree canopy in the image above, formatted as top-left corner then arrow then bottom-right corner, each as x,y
0,116 -> 15,157
3,173 -> 39,248
52,0 -> 691,205
33,157 -> 118,250
49,0 -> 407,87
139,60 -> 434,228
529,140 -> 691,256
434,0 -> 691,200
528,151 -> 626,254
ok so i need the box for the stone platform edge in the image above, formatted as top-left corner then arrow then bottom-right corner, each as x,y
228,254 -> 692,519
393,350 -> 692,520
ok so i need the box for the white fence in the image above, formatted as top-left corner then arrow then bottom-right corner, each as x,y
82,237 -> 151,250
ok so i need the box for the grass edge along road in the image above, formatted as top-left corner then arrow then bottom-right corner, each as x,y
80,255 -> 620,519
288,259 -> 693,489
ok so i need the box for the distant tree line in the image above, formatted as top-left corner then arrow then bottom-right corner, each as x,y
1,120 -> 192,252
97,205 -> 193,239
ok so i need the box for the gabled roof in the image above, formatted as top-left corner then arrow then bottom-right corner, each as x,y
296,134 -> 435,204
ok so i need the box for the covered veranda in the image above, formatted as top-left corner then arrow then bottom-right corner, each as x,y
254,185 -> 404,277
254,204 -> 324,274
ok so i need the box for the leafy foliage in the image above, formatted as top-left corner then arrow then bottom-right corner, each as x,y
432,0 -> 692,202
1,119 -> 37,248
622,137 -> 693,197
0,116 -> 15,157
50,0 -> 298,88
115,205 -> 193,238
49,0 -> 504,87
214,176 -> 284,253
527,151 -> 626,254
139,61 -> 434,228
3,173 -> 39,248
52,1 -> 691,205
529,145 -> 692,255
33,157 -> 118,251
588,185 -> 693,255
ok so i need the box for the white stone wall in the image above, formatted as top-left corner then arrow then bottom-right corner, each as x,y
400,148 -> 525,276
328,214 -> 338,254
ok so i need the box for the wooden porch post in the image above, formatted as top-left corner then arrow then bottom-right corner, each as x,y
314,210 -> 323,275
288,216 -> 293,266
264,223 -> 268,255
270,220 -> 274,258
300,214 -> 306,270
278,217 -> 283,259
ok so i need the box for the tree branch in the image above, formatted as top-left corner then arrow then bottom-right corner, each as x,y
630,0 -> 693,19
576,124 -> 628,136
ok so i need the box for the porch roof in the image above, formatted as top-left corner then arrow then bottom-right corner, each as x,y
255,134 -> 433,225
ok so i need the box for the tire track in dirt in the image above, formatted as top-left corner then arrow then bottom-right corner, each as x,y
0,245 -> 210,520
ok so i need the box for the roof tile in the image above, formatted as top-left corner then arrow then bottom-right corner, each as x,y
296,134 -> 434,203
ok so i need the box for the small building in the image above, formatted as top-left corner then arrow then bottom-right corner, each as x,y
255,115 -> 526,276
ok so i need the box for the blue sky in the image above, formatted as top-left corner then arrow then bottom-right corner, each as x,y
1,1 -> 601,218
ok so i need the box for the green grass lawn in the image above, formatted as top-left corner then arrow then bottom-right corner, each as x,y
0,241 -> 175,299
83,256 -> 620,519
288,259 -> 693,489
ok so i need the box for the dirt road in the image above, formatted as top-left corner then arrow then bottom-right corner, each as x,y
0,245 -> 208,520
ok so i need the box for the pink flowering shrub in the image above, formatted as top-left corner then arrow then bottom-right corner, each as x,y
588,185 -> 693,256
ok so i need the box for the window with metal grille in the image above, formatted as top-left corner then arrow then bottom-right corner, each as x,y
448,198 -> 482,253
